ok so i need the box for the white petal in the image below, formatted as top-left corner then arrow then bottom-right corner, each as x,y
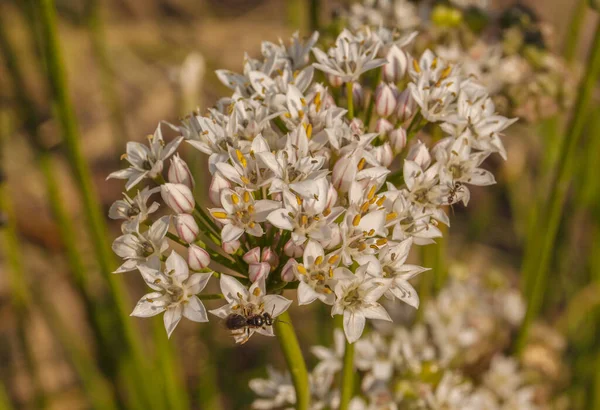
360,304 -> 392,321
163,305 -> 183,338
165,251 -> 189,281
343,311 -> 366,344
221,224 -> 245,242
263,295 -> 292,317
297,281 -> 319,305
131,292 -> 165,317
186,273 -> 212,294
219,274 -> 248,303
183,295 -> 208,322
390,280 -> 420,308
266,209 -> 294,230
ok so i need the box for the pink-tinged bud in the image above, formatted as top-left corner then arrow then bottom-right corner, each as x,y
243,247 -> 261,265
209,172 -> 231,205
281,259 -> 296,282
349,118 -> 365,135
374,143 -> 394,168
327,74 -> 343,88
284,240 -> 303,258
396,89 -> 416,123
161,183 -> 195,214
352,82 -> 364,109
375,83 -> 398,118
261,247 -> 279,269
389,127 -> 407,153
407,141 -> 431,168
222,240 -> 240,254
326,183 -> 338,209
248,262 -> 270,282
332,157 -> 357,193
168,154 -> 194,189
375,118 -> 393,135
188,244 -> 210,270
383,45 -> 408,83
174,214 -> 199,243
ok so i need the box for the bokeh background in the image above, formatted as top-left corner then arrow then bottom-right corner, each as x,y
0,0 -> 599,409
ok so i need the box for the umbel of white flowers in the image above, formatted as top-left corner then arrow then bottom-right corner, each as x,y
107,24 -> 515,343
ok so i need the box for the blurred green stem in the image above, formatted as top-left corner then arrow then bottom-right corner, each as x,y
85,0 -> 129,147
275,311 -> 310,410
339,341 -> 355,410
516,22 -> 600,353
35,0 -> 165,407
0,382 -> 13,410
309,0 -> 320,31
564,0 -> 587,63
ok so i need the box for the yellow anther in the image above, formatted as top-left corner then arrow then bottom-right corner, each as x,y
315,256 -> 323,265
361,201 -> 370,214
231,194 -> 240,205
248,205 -> 255,214
300,97 -> 306,106
440,65 -> 452,80
370,244 -> 379,250
296,195 -> 303,206
328,254 -> 340,265
323,287 -> 332,294
301,215 -> 308,226
386,212 -> 398,221
120,153 -> 128,160
352,214 -> 361,227
297,265 -> 307,274
358,242 -> 367,251
235,149 -> 247,168
241,176 -> 251,185
376,196 -> 386,206
212,211 -> 228,219
248,221 -> 256,228
412,59 -> 421,73
306,123 -> 313,139
328,267 -> 334,278
357,158 -> 366,171
314,92 -> 321,106
367,185 -> 377,200
284,112 -> 292,118
323,208 -> 331,217
376,238 -> 388,246
298,110 -> 304,119
253,287 -> 261,296
368,229 -> 375,236
243,191 -> 251,203
431,57 -> 438,69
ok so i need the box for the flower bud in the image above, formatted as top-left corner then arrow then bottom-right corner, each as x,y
326,183 -> 338,209
389,127 -> 407,153
168,154 -> 195,189
243,247 -> 261,265
352,82 -> 364,109
209,172 -> 231,205
375,83 -> 398,118
222,240 -> 240,254
396,89 -> 416,123
281,259 -> 296,282
174,214 -> 199,243
374,142 -> 394,168
261,247 -> 279,269
188,244 -> 210,270
248,262 -> 270,282
327,74 -> 343,88
349,118 -> 365,135
284,240 -> 303,258
375,118 -> 393,135
407,140 -> 431,168
383,45 -> 409,83
161,183 -> 195,214
332,157 -> 357,193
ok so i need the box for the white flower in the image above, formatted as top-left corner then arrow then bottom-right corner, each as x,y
111,216 -> 170,273
249,366 -> 296,410
109,187 -> 160,233
210,275 -> 292,344
293,240 -> 344,305
131,251 -> 212,337
312,29 -> 387,82
108,125 -> 183,190
311,328 -> 346,375
209,188 -> 280,242
331,265 -> 392,343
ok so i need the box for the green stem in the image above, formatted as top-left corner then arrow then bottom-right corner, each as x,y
0,382 -> 14,410
346,82 -> 354,120
274,311 -> 310,410
339,340 -> 355,410
309,0 -> 319,31
564,0 -> 588,63
516,22 -> 600,353
35,1 -> 162,407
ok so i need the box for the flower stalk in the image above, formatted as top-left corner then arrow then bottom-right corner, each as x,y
339,340 -> 355,410
274,311 -> 310,410
517,21 -> 600,353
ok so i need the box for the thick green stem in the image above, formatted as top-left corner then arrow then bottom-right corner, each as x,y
309,0 -> 320,31
346,81 -> 354,120
339,340 -> 355,410
564,0 -> 588,63
274,311 -> 310,410
516,22 -> 600,353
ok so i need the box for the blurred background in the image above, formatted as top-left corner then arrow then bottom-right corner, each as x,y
0,0 -> 599,409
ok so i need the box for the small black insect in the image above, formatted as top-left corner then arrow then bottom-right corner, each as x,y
224,312 -> 274,344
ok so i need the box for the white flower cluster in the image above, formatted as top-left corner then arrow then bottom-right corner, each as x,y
107,24 -> 515,343
341,0 -> 577,122
249,269 -> 560,410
